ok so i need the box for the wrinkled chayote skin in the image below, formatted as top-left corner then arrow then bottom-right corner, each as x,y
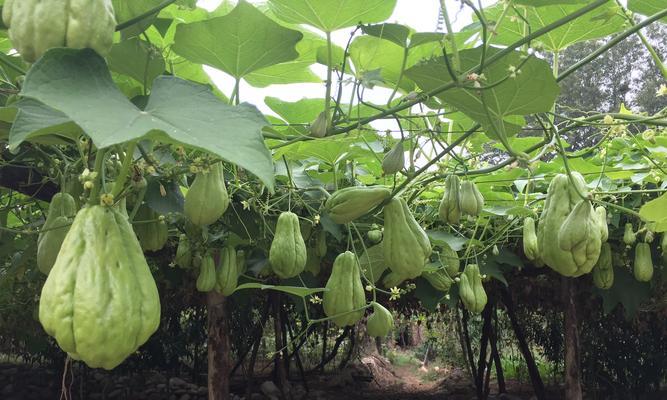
592,243 -> 613,289
633,242 -> 653,282
383,197 -> 432,279
323,251 -> 366,327
215,246 -> 238,296
39,206 -> 160,370
557,200 -> 602,276
184,163 -> 230,226
324,186 -> 391,224
269,211 -> 307,279
537,173 -> 600,277
133,205 -> 168,252
459,181 -> 484,217
366,302 -> 393,337
3,0 -> 116,63
438,174 -> 461,224
458,264 -> 487,314
37,193 -> 77,275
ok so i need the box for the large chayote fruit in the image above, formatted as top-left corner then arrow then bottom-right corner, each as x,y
383,197 -> 432,279
3,0 -> 116,63
269,211 -> 307,279
37,193 -> 77,275
557,200 -> 602,276
39,205 -> 160,370
324,186 -> 391,224
366,302 -> 393,337
184,163 -> 230,226
537,172 -> 600,277
133,205 -> 168,252
323,251 -> 366,327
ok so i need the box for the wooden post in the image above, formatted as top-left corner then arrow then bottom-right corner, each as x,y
563,277 -> 583,400
207,291 -> 231,400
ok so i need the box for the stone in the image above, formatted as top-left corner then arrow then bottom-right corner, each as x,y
169,377 -> 188,388
179,394 -> 191,400
260,381 -> 281,398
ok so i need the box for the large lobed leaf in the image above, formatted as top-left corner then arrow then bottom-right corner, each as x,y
15,48 -> 275,189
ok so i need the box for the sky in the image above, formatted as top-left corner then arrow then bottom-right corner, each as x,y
195,0 -> 482,117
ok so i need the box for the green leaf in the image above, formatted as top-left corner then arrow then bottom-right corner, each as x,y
362,23 -> 411,47
107,38 -> 166,87
265,97 -> 324,124
628,0 -> 667,22
596,267 -> 651,318
268,0 -> 397,32
19,48 -> 275,189
350,36 -> 414,92
515,0 -> 589,5
639,193 -> 667,232
406,48 -> 560,140
172,0 -> 303,79
233,282 -> 326,297
483,3 -> 626,52
112,0 -> 163,37
244,32 -> 326,87
8,99 -> 82,150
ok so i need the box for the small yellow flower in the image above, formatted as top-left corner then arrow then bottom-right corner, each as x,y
100,193 -> 114,206
603,114 -> 614,125
656,84 -> 667,97
389,287 -> 401,301
309,295 -> 322,304
241,200 -> 250,210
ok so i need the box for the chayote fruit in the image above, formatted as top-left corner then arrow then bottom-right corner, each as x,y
522,217 -> 540,263
215,246 -> 238,296
196,254 -> 216,292
39,205 -> 160,370
623,223 -> 636,246
458,264 -> 487,314
184,163 -> 230,226
133,205 -> 168,252
383,197 -> 432,279
438,174 -> 461,224
37,193 -> 77,275
324,186 -> 391,224
592,243 -> 613,289
323,251 -> 366,327
439,242 -> 460,277
537,173 -> 598,277
269,211 -> 307,279
366,302 -> 393,338
382,140 -> 404,175
557,200 -> 602,276
421,268 -> 454,292
3,0 -> 116,63
459,181 -> 484,217
595,206 -> 608,243
633,242 -> 653,282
